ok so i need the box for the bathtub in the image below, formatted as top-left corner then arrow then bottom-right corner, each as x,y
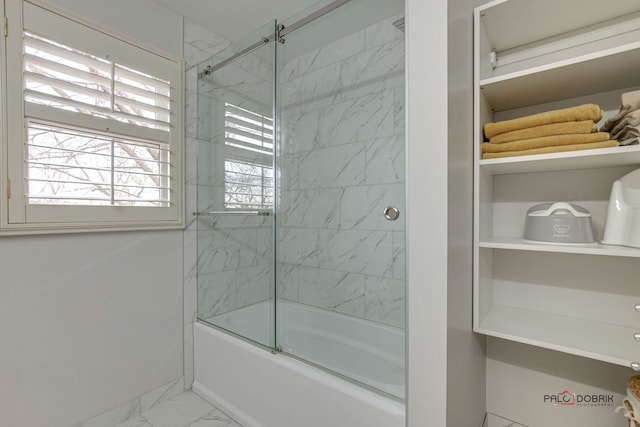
193,301 -> 406,427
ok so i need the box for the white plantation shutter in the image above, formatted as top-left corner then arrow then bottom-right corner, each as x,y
3,0 -> 183,231
223,103 -> 273,209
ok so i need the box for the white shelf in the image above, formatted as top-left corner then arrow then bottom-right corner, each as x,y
479,145 -> 640,175
480,42 -> 640,111
478,0 -> 640,53
478,305 -> 639,367
480,237 -> 640,258
474,0 -> 640,370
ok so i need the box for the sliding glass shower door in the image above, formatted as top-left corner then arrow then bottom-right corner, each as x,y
275,0 -> 406,398
195,21 -> 277,348
195,0 -> 406,399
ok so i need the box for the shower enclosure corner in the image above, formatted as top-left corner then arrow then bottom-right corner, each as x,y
194,0 -> 406,400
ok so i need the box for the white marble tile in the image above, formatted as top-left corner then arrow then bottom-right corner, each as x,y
297,143 -> 366,190
256,226 -> 273,265
340,39 -> 404,102
392,231 -> 406,280
394,86 -> 405,135
186,408 -> 242,427
198,214 -> 270,231
296,31 -> 365,77
364,276 -> 405,328
278,263 -> 300,301
140,378 -> 185,414
196,185 -> 225,213
279,59 -> 297,83
197,271 -> 237,318
235,265 -> 271,308
485,413 -> 528,427
184,262 -> 197,324
365,14 -> 404,50
196,139 -> 226,187
279,152 -> 301,191
184,19 -> 231,56
185,136 -> 198,187
113,415 -> 152,427
280,109 -> 319,154
185,89 -> 198,140
278,227 -> 319,267
318,229 -> 393,277
81,398 -> 141,427
299,267 -> 365,317
197,228 -> 258,275
141,392 -> 215,427
280,188 -> 342,229
365,135 -> 405,185
212,60 -> 270,93
185,67 -> 198,94
317,91 -> 394,146
184,43 -> 214,70
339,184 -> 405,231
280,62 -> 342,115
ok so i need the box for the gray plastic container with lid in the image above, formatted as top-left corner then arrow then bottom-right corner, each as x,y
523,202 -> 595,244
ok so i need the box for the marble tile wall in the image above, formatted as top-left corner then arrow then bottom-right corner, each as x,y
183,18 -> 233,391
277,14 -> 406,329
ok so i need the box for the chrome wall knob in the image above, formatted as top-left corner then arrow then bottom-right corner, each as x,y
384,206 -> 400,221
632,362 -> 640,371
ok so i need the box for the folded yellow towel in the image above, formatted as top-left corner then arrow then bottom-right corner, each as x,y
484,104 -> 603,139
482,132 -> 609,153
482,140 -> 618,159
489,120 -> 596,144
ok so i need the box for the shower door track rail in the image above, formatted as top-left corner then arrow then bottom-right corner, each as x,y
193,210 -> 271,216
278,0 -> 351,38
198,0 -> 352,77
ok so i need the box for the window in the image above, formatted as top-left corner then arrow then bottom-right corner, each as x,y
2,0 -> 184,233
223,103 -> 273,210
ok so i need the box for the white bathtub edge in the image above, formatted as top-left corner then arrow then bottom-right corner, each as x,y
194,322 -> 406,427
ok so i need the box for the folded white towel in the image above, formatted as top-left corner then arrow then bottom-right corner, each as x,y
601,90 -> 640,133
613,125 -> 640,146
610,109 -> 640,135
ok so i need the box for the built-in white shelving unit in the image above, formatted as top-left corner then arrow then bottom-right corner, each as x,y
474,0 -> 640,369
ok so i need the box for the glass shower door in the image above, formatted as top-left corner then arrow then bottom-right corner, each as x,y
275,0 -> 406,399
195,22 -> 277,348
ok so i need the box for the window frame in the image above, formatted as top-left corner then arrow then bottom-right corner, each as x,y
0,0 -> 185,235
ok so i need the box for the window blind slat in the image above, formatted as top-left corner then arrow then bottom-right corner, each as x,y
24,53 -> 112,88
225,127 -> 273,145
25,89 -> 171,130
25,71 -> 111,103
24,33 -> 111,75
225,104 -> 273,125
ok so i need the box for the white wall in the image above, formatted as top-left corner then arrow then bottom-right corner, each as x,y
0,1 -> 185,426
405,0 -> 450,424
43,0 -> 183,57
486,339 -> 629,426
447,0 -> 488,425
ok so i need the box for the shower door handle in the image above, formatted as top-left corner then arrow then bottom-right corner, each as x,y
383,206 -> 400,221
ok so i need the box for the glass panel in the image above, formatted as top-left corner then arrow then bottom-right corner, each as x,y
276,0 -> 406,399
196,21 -> 276,348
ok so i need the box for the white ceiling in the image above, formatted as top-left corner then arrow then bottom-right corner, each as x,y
150,0 -> 321,42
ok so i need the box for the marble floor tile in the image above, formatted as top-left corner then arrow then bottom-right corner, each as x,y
186,408 -> 242,427
138,392 -> 220,427
114,416 -> 152,427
